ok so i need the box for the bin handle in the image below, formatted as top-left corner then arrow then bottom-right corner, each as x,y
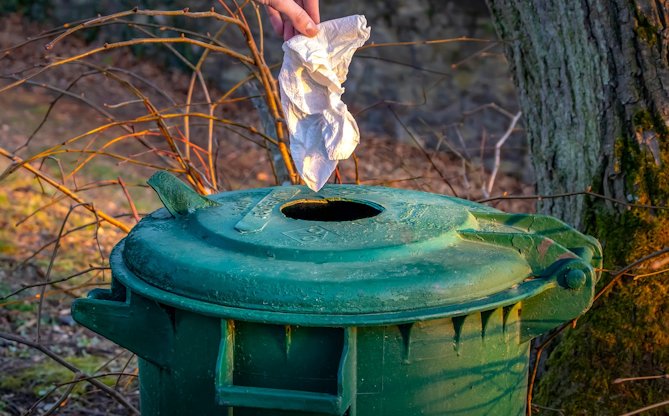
457,219 -> 602,342
147,171 -> 220,217
215,322 -> 357,415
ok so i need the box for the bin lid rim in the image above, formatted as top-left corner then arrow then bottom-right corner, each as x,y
117,184 -> 600,316
112,241 -> 557,325
121,185 -> 539,314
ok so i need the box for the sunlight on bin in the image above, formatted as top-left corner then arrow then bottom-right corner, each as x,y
72,171 -> 601,416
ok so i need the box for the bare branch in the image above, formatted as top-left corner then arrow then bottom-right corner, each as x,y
0,332 -> 139,414
477,191 -> 669,211
358,36 -> 495,51
1,266 -> 109,301
45,8 -> 243,50
614,374 -> 669,384
485,111 -> 521,196
619,399 -> 669,416
118,176 -> 140,223
0,37 -> 253,95
387,105 -> 458,196
0,146 -> 131,233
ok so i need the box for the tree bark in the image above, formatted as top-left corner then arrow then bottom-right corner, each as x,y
486,0 -> 669,414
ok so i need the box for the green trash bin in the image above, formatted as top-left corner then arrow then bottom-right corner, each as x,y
72,172 -> 601,416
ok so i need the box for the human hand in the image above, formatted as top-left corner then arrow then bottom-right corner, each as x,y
253,0 -> 320,41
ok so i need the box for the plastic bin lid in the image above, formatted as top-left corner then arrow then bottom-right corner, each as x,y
116,172 -> 601,324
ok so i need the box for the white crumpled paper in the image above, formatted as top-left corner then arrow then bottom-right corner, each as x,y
278,15 -> 371,191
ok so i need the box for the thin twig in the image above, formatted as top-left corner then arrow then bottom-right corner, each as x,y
354,54 -> 452,76
632,267 -> 669,280
81,59 -> 211,193
619,399 -> 669,416
0,73 -> 131,136
530,404 -> 565,415
485,111 -> 521,196
1,281 -> 111,307
454,124 -> 472,160
352,152 -> 361,185
24,374 -> 79,416
419,119 -> 472,166
477,191 -> 669,211
450,42 -> 500,69
102,65 -> 179,107
45,8 -> 242,50
614,374 -> 669,384
35,203 -> 90,344
15,180 -> 124,227
463,102 -> 517,119
221,0 -> 297,183
0,146 -> 131,232
387,105 -> 458,196
3,112 -> 277,181
114,354 -> 137,391
41,381 -> 76,416
252,2 -> 264,56
182,22 -> 228,188
1,37 -> 253,95
13,73 -> 89,153
119,23 -> 210,177
0,332 -> 140,414
17,215 -> 134,269
526,325 -> 566,415
593,247 -> 669,303
118,177 -> 140,223
1,266 -> 109,300
361,176 -> 426,186
65,131 -> 159,180
353,89 -> 428,117
358,36 -> 494,50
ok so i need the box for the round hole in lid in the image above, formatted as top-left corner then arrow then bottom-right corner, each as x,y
281,199 -> 383,222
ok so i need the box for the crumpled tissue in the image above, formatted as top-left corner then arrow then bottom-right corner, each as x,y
279,15 -> 371,191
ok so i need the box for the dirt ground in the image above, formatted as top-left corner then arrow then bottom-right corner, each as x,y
0,11 -> 535,416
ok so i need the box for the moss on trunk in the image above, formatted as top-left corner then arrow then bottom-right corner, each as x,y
486,0 -> 669,413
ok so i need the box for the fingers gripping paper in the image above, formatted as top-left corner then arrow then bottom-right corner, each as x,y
279,15 -> 371,191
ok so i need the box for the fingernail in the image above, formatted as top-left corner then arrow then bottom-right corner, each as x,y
305,21 -> 318,36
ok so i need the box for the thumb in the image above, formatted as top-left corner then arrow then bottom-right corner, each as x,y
266,0 -> 318,37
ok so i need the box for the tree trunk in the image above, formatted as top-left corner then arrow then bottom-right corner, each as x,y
486,0 -> 669,414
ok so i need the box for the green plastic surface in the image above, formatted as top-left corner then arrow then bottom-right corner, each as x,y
73,289 -> 532,415
118,173 -> 600,323
71,172 -> 603,415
